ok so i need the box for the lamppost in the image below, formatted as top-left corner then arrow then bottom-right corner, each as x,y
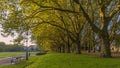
25,23 -> 33,60
25,31 -> 29,60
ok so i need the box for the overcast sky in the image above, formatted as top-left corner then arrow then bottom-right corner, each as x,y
0,34 -> 35,46
0,35 -> 14,44
0,25 -> 36,46
0,31 -> 35,46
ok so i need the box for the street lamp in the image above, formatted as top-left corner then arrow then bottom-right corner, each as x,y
25,31 -> 29,60
25,23 -> 33,60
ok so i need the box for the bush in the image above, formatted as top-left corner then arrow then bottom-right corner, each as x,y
36,52 -> 47,55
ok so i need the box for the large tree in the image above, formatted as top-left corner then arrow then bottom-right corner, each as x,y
1,0 -> 120,57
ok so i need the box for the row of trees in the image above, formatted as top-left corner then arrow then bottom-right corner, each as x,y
0,0 -> 120,57
0,42 -> 24,52
0,42 -> 39,52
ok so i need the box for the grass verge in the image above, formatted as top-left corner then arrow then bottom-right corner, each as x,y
1,53 -> 120,68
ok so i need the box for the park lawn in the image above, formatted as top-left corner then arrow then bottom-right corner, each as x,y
0,52 -> 26,58
1,53 -> 120,68
0,52 -> 36,58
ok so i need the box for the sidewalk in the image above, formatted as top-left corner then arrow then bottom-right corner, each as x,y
0,55 -> 25,65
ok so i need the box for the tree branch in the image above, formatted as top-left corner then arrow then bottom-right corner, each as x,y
31,0 -> 80,14
109,2 -> 120,19
79,4 -> 100,33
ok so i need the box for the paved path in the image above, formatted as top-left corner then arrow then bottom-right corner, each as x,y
0,53 -> 36,66
0,55 -> 26,65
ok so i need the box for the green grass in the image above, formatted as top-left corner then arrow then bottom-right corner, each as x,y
1,53 -> 120,68
0,52 -> 37,58
0,52 -> 26,58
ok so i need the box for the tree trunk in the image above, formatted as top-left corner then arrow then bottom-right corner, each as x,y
76,40 -> 81,54
101,32 -> 111,57
88,44 -> 91,53
67,43 -> 71,53
67,37 -> 71,53
58,46 -> 62,53
93,45 -> 96,53
62,45 -> 65,53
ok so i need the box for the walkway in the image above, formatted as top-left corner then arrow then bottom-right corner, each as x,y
0,55 -> 26,65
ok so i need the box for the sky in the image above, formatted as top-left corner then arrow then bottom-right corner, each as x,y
0,24 -> 35,46
0,35 -> 14,44
0,31 -> 35,46
0,34 -> 35,46
0,25 -> 15,44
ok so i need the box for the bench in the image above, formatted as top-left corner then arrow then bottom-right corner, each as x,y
11,56 -> 23,64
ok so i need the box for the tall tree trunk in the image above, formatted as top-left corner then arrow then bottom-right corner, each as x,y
67,37 -> 71,53
93,45 -> 96,53
88,44 -> 91,53
67,43 -> 71,53
62,45 -> 65,53
76,40 -> 81,54
58,46 -> 62,53
101,32 -> 111,57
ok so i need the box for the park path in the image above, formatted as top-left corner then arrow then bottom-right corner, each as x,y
0,55 -> 26,65
0,57 -> 12,65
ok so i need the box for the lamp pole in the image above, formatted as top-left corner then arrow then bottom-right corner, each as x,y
25,31 -> 29,60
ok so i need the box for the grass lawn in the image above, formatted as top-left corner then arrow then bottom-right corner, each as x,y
0,52 -> 36,58
0,52 -> 26,58
1,53 -> 120,68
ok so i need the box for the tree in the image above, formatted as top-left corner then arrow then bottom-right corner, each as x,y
29,0 -> 120,57
1,0 -> 120,57
74,0 -> 120,57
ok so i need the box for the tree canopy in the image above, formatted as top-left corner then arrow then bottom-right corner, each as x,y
0,0 -> 120,57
